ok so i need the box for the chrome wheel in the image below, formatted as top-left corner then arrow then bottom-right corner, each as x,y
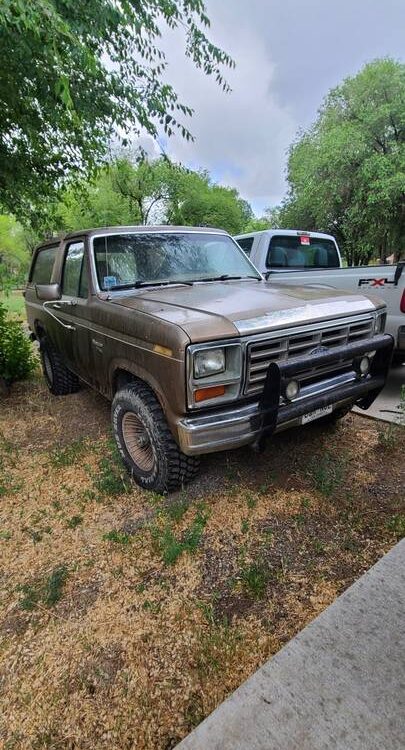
122,412 -> 154,472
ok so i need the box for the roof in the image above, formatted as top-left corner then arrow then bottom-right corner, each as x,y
66,225 -> 229,240
234,229 -> 337,241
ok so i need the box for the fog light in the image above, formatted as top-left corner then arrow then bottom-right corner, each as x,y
355,356 -> 370,376
285,379 -> 300,400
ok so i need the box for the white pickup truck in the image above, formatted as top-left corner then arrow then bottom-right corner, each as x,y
234,229 -> 405,365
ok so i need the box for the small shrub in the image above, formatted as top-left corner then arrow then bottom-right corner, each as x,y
0,302 -> 35,386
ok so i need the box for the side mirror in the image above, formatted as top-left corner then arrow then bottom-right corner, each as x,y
35,283 -> 61,302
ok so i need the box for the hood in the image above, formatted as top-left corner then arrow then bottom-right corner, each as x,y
110,280 -> 380,342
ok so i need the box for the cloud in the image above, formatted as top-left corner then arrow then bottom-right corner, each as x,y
136,0 -> 405,214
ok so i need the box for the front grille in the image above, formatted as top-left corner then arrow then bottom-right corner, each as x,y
245,317 -> 374,395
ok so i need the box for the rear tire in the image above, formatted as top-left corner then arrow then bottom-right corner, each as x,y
112,382 -> 200,493
39,338 -> 80,396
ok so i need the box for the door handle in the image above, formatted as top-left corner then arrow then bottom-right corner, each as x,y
92,338 -> 104,350
52,303 -> 62,309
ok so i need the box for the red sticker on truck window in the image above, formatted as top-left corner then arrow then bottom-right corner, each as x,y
300,236 -> 310,245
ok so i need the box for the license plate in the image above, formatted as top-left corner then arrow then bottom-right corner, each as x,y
301,405 -> 333,424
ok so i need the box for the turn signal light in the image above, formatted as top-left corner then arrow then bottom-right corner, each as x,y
195,385 -> 226,402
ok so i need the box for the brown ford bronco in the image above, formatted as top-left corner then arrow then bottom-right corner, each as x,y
25,226 -> 393,492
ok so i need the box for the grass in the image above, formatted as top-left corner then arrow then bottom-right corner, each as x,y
50,439 -> 87,468
151,506 -> 209,565
17,565 -> 69,611
308,452 -> 346,495
92,440 -> 132,497
1,378 -> 404,750
239,558 -> 269,599
0,290 -> 25,318
102,529 -> 131,545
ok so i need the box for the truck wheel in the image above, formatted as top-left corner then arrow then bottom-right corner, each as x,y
112,383 -> 200,493
39,338 -> 80,396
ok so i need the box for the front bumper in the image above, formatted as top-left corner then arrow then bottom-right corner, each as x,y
177,334 -> 394,455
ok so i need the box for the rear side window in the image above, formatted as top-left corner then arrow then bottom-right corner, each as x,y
62,241 -> 88,298
237,237 -> 254,256
266,235 -> 340,269
30,246 -> 58,284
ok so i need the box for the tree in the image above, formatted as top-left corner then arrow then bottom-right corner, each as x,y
0,1 -> 233,222
282,59 -> 405,265
0,215 -> 30,290
243,207 -> 282,233
169,170 -> 252,234
56,156 -> 253,235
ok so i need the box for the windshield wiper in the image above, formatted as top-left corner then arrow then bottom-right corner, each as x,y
195,274 -> 261,282
107,280 -> 194,291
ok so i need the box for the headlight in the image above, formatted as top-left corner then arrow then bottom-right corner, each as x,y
188,342 -> 242,408
194,348 -> 225,378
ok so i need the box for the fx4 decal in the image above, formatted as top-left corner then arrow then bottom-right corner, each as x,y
358,278 -> 396,288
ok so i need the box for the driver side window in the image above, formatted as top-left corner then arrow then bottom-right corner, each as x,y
62,242 -> 88,298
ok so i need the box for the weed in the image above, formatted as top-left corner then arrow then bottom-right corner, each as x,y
142,599 -> 161,613
241,518 -> 249,534
93,441 -> 131,496
245,492 -> 258,509
387,514 -> 405,539
0,529 -> 11,540
377,423 -> 400,450
196,623 -> 241,677
165,496 -> 189,523
239,558 -> 269,599
66,515 -> 83,529
103,529 -> 131,545
17,565 -> 68,611
308,452 -> 345,496
151,507 -> 209,565
184,692 -> 205,730
313,539 -> 326,555
17,582 -> 41,611
195,600 -> 216,625
49,439 -> 86,468
44,565 -> 68,607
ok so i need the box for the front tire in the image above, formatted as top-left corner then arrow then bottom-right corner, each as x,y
39,338 -> 80,396
112,383 -> 200,493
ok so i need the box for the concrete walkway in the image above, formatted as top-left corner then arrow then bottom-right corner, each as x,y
354,363 -> 405,424
176,540 -> 405,750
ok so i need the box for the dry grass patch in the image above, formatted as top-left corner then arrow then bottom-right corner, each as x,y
0,376 -> 404,749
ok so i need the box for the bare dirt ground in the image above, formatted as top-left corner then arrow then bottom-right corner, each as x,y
0,374 -> 404,750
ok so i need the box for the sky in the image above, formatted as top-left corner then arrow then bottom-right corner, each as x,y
147,0 -> 405,215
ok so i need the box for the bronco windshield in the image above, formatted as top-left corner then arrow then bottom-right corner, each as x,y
93,232 -> 261,291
